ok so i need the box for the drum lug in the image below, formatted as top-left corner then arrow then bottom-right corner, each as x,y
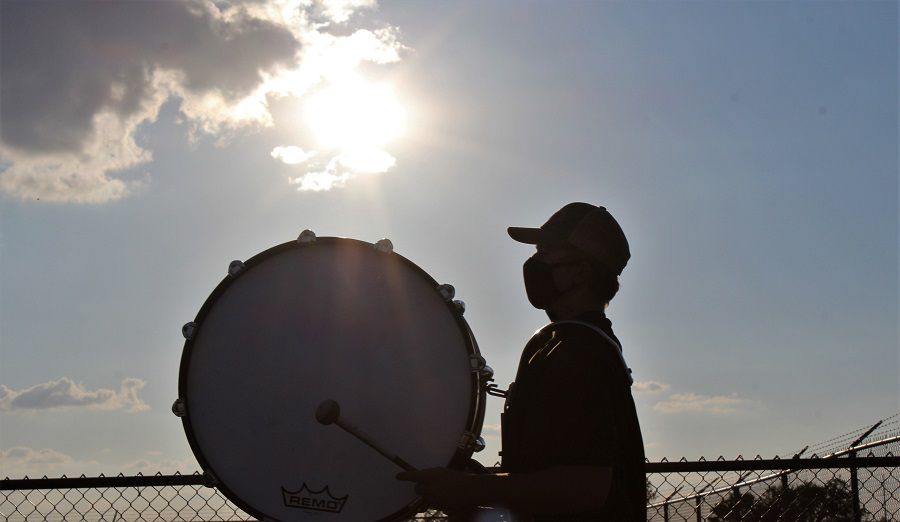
374,238 -> 394,253
458,432 -> 486,453
171,398 -> 187,417
227,260 -> 245,276
453,300 -> 466,314
297,229 -> 317,244
201,470 -> 220,488
181,322 -> 196,340
438,284 -> 455,301
471,356 -> 495,384
469,354 -> 486,372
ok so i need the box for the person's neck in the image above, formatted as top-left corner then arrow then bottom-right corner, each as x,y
546,288 -> 607,321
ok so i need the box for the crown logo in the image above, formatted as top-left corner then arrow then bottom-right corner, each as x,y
282,483 -> 349,513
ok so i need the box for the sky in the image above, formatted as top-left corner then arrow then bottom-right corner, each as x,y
0,0 -> 897,479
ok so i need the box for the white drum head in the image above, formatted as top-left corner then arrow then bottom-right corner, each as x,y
178,238 -> 482,521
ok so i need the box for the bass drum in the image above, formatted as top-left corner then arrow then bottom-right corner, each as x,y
175,234 -> 487,522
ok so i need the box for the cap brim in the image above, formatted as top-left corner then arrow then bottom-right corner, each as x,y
507,227 -> 542,244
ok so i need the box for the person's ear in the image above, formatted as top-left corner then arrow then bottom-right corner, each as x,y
574,259 -> 595,283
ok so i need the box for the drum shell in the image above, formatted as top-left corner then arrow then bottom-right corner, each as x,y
177,237 -> 486,522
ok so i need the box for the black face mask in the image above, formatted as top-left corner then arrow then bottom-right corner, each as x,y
523,256 -> 564,309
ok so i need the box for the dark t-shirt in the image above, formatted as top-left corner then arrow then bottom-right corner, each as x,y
501,312 -> 646,521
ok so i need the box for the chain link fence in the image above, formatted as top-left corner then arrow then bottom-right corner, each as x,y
646,415 -> 900,522
646,451 -> 898,521
3,419 -> 898,521
0,474 -> 251,522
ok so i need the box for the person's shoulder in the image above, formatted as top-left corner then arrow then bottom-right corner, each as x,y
550,322 -> 618,351
546,322 -> 622,367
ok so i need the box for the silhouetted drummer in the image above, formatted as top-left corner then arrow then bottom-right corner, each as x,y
398,202 -> 646,521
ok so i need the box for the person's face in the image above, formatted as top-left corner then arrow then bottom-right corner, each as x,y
524,241 -> 602,318
532,242 -> 591,289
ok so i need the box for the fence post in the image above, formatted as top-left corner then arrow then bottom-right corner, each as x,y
661,486 -> 682,522
849,449 -> 861,522
692,477 -> 719,522
845,421 -> 880,522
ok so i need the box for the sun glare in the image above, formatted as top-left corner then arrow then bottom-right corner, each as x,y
304,77 -> 407,152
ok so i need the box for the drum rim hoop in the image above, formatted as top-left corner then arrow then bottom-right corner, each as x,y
177,236 -> 485,522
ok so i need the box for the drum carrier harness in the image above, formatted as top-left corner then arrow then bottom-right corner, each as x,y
490,320 -> 634,401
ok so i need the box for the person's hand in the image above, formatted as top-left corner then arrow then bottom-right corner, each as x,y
396,467 -> 477,510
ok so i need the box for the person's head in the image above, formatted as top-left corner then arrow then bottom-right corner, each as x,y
508,202 -> 629,319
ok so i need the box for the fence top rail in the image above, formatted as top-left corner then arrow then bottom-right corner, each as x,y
645,455 -> 898,473
0,473 -> 206,491
644,434 -> 899,473
2,455 -> 897,492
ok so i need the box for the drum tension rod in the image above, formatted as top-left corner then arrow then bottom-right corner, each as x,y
486,384 -> 508,398
471,354 -> 508,397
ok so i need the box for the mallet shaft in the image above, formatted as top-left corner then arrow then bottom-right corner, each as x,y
334,417 -> 417,472
316,399 -> 417,472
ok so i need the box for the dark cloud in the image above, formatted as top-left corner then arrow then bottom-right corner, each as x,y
0,0 -> 298,155
0,0 -> 402,202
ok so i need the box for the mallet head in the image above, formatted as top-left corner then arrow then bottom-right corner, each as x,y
315,399 -> 341,425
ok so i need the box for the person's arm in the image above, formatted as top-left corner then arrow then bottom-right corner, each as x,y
396,464 -> 611,514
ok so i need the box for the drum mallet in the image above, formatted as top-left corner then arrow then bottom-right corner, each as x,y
315,399 -> 417,472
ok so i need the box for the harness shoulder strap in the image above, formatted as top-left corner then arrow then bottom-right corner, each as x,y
548,320 -> 634,386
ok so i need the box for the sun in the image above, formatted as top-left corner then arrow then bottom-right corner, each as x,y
304,76 -> 407,152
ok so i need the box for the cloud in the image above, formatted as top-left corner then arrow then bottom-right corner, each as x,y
1,447 -> 198,478
287,147 -> 396,191
0,446 -> 108,479
0,377 -> 149,413
123,453 -> 199,475
0,447 -> 77,478
632,381 -> 670,394
0,0 -> 403,203
271,146 -> 314,165
1,447 -> 72,466
287,146 -> 397,191
653,392 -> 761,415
480,423 -> 501,440
337,147 -> 396,174
312,0 -> 377,24
289,164 -> 352,191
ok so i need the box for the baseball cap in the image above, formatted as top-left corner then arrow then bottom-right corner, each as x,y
508,202 -> 630,275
